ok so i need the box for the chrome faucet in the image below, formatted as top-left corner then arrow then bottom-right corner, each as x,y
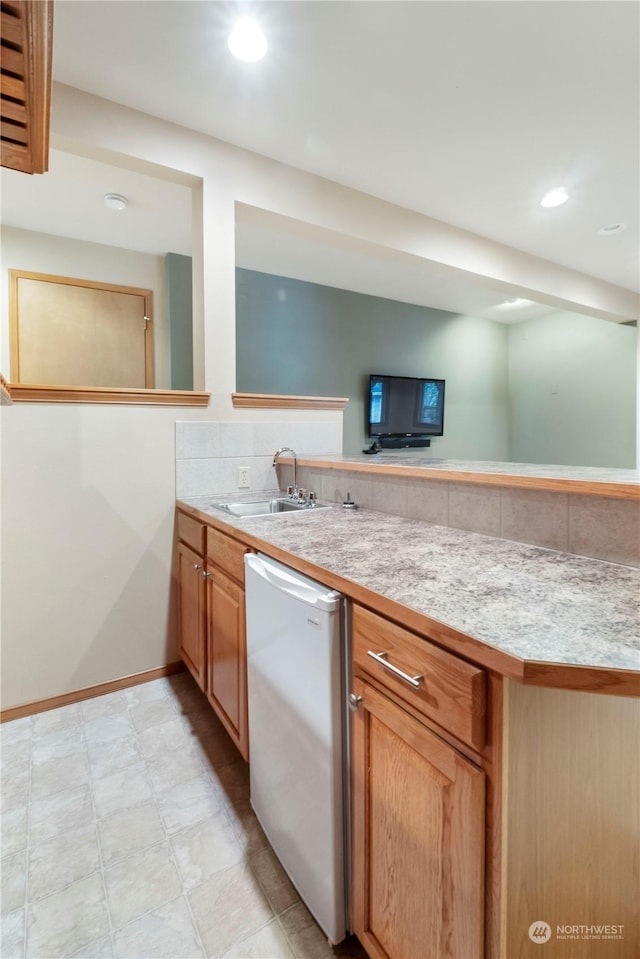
272,447 -> 298,497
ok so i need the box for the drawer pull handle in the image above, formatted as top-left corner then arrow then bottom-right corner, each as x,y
367,650 -> 424,688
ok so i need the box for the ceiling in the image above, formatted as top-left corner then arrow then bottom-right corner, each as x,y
5,1 -> 639,322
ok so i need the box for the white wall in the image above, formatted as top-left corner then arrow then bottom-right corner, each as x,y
1,404 -> 179,706
1,226 -> 170,387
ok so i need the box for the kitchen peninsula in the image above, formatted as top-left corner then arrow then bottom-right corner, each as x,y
177,456 -> 639,959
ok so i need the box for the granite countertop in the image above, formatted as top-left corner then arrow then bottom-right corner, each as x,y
179,492 -> 640,680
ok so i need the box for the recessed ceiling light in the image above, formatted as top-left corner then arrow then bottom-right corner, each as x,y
228,17 -> 267,61
540,187 -> 569,208
597,222 -> 627,236
104,193 -> 127,211
499,297 -> 530,308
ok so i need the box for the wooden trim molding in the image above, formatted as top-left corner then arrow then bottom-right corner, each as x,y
232,392 -> 349,411
0,372 -> 12,404
9,384 -> 211,406
0,662 -> 186,723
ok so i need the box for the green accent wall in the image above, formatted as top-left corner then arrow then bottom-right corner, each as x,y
508,311 -> 636,468
236,269 -> 509,458
166,253 -> 193,391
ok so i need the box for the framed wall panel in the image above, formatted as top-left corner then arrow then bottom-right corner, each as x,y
10,270 -> 154,388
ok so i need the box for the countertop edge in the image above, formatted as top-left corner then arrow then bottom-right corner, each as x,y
292,456 -> 640,500
176,500 -> 640,698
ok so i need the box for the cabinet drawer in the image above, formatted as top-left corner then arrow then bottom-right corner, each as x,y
352,604 -> 486,750
207,527 -> 250,584
177,510 -> 205,555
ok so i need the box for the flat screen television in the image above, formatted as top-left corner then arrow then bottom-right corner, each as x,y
367,374 -> 445,449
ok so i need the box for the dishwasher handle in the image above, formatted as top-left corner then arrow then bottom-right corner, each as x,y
245,554 -> 342,612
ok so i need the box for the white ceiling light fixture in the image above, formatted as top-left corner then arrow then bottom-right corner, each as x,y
540,187 -> 569,209
103,193 -> 128,211
228,17 -> 268,62
499,297 -> 530,308
597,222 -> 627,236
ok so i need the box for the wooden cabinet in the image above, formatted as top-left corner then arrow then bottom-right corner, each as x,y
205,565 -> 248,760
176,511 -> 207,691
351,604 -> 486,959
205,525 -> 250,761
176,540 -> 206,691
175,509 -> 250,760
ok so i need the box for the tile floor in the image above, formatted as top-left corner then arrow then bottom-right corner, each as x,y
0,672 -> 367,959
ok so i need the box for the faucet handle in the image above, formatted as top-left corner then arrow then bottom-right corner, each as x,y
297,488 -> 307,503
287,485 -> 294,497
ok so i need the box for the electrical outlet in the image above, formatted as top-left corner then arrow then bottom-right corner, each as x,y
238,466 -> 251,489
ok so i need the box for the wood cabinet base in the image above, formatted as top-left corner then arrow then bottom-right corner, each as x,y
351,677 -> 485,959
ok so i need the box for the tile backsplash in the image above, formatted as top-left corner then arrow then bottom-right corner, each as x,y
175,421 -> 341,497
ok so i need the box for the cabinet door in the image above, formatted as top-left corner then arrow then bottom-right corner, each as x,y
352,676 -> 485,959
177,541 -> 206,691
206,566 -> 248,761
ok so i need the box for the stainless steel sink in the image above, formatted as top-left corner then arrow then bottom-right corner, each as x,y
212,498 -> 328,517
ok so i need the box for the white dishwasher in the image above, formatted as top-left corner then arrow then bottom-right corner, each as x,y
244,553 -> 348,944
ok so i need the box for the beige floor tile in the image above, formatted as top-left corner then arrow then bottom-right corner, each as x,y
170,810 -> 244,889
173,686 -> 216,721
129,698 -> 177,734
211,759 -> 250,807
30,751 -> 89,801
145,746 -> 207,794
1,767 -> 30,812
0,716 -> 32,747
28,823 -> 101,902
87,734 -> 141,780
81,690 -> 128,721
155,776 -> 228,835
104,840 -> 183,930
222,918 -> 295,959
84,713 -> 134,745
250,846 -> 300,916
112,895 -> 204,959
136,719 -> 194,759
32,724 -> 85,765
189,861 -> 274,958
92,762 -> 152,819
0,907 -> 24,959
279,903 -> 368,959
124,677 -> 174,707
278,902 -> 333,959
26,872 -> 109,959
226,800 -> 269,858
1,849 -> 27,915
98,800 -> 166,866
30,785 -> 94,846
192,726 -> 242,772
0,740 -> 32,776
167,671 -> 199,697
32,702 -> 82,736
1,805 -> 28,856
69,934 -> 115,957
